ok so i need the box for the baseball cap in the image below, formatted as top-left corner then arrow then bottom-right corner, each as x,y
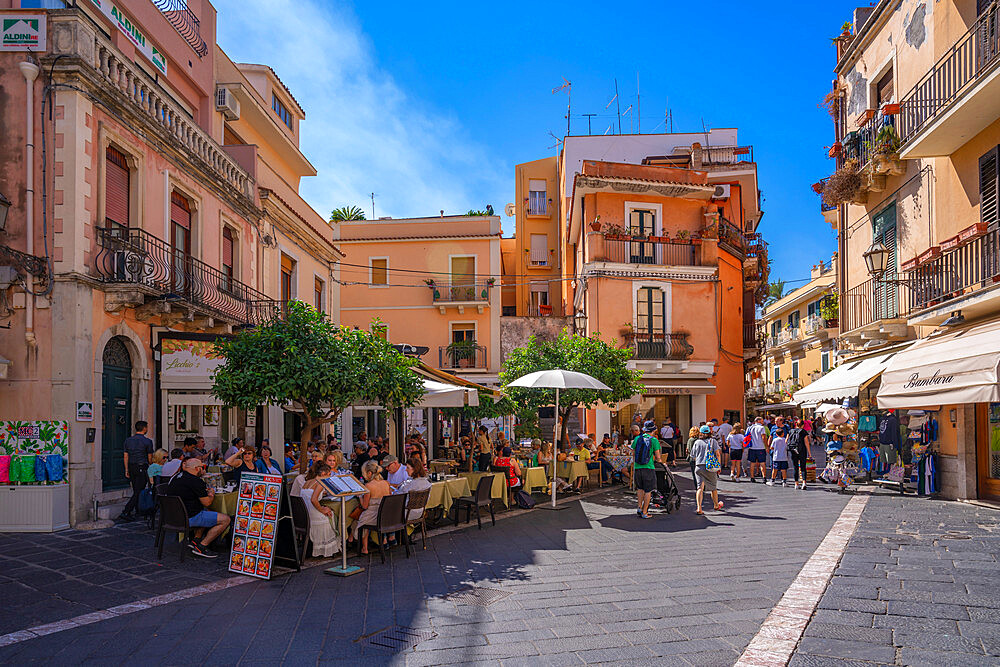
382,455 -> 398,466
642,420 -> 656,432
699,425 -> 711,434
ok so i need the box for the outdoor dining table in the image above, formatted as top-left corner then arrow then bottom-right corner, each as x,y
426,476 -> 472,514
459,471 -> 508,507
522,466 -> 548,494
604,454 -> 633,473
209,490 -> 239,515
428,460 -> 458,474
320,495 -> 361,535
556,460 -> 589,485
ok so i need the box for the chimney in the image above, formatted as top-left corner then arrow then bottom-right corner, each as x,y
440,210 -> 444,217
691,142 -> 704,170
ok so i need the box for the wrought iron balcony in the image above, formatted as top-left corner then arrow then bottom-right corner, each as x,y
743,321 -> 763,351
438,344 -> 487,370
600,237 -> 700,266
906,225 -> 1000,312
718,216 -> 751,256
151,0 -> 208,56
431,283 -> 491,304
624,332 -> 694,361
95,226 -> 281,327
842,277 -> 906,334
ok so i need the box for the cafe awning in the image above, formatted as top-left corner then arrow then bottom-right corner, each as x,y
753,402 -> 798,412
877,319 -> 1000,409
415,378 -> 480,408
792,348 -> 908,406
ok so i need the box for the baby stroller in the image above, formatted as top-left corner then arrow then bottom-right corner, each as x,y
649,463 -> 682,513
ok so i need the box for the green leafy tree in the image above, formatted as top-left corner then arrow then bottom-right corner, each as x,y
329,205 -> 367,222
211,301 -> 423,445
440,392 -> 517,423
765,279 -> 787,306
500,330 -> 644,445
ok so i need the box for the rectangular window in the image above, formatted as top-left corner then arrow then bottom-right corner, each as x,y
451,324 -> 475,344
980,145 -> 999,228
370,258 -> 388,286
105,146 -> 130,228
774,365 -> 780,383
314,276 -> 324,313
222,226 -> 234,290
791,361 -> 799,380
280,254 -> 295,302
450,256 -> 476,300
530,282 -> 549,315
807,302 -> 816,318
821,351 -> 831,374
635,287 -> 665,334
787,311 -> 800,329
875,67 -> 894,106
169,192 -> 192,293
529,234 -> 548,265
771,321 -> 781,337
272,94 -> 293,130
528,179 -> 547,215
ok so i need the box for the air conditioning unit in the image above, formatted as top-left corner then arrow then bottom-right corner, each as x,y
711,184 -> 731,200
216,87 -> 240,121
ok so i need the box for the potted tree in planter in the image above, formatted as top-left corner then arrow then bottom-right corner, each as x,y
447,339 -> 478,368
820,294 -> 839,328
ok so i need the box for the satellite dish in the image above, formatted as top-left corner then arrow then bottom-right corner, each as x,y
504,203 -> 516,217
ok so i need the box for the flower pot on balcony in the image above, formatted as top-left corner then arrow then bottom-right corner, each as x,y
605,233 -> 628,241
917,246 -> 941,266
648,235 -> 668,243
827,142 -> 842,158
589,219 -> 602,232
957,221 -> 989,244
882,103 -> 901,115
481,288 -> 488,299
901,257 -> 920,271
538,304 -> 552,316
824,318 -> 839,328
458,358 -> 471,368
939,235 -> 961,252
855,109 -> 876,126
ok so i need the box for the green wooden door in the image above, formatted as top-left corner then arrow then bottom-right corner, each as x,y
101,337 -> 132,490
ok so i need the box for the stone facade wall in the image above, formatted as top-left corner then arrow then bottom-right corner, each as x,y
500,316 -> 573,362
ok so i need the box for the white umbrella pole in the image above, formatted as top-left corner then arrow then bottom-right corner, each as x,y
552,387 -> 559,508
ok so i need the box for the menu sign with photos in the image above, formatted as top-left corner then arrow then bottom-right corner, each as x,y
229,472 -> 282,579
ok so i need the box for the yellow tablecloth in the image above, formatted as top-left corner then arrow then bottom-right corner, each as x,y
523,467 -> 548,494
320,495 -> 361,534
426,477 -> 472,514
556,460 -> 589,484
459,471 -> 508,507
209,491 -> 239,515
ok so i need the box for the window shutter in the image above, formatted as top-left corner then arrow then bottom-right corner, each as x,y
222,227 -> 234,273
170,192 -> 191,229
528,179 -> 546,194
530,234 -> 548,263
370,258 -> 387,285
980,146 -> 999,228
105,146 -> 130,227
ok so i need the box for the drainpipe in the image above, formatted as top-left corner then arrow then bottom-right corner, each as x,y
20,61 -> 40,349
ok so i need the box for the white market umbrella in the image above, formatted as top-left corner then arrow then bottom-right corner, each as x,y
506,369 -> 611,508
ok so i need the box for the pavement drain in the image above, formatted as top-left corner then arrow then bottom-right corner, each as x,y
445,586 -> 512,606
357,626 -> 437,652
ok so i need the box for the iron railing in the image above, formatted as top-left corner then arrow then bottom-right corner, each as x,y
95,226 -> 281,326
843,111 -> 898,171
601,238 -> 699,266
431,283 -> 491,303
743,321 -> 762,350
151,0 -> 209,56
624,332 -> 694,360
898,1 -> 1000,142
842,277 -> 907,333
907,226 -> 1000,312
718,216 -> 750,257
701,145 -> 754,165
438,345 -> 487,370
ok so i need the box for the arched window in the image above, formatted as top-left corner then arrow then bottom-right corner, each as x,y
102,336 -> 132,369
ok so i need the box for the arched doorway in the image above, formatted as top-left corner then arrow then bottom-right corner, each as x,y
101,336 -> 133,490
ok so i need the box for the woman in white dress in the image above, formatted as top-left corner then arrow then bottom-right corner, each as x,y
300,463 -> 339,558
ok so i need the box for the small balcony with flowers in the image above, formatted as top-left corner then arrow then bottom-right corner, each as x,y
427,278 -> 494,314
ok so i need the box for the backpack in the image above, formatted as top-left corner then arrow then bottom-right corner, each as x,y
138,487 -> 155,515
634,434 -> 654,466
514,489 -> 536,509
787,427 -> 806,450
743,432 -> 753,449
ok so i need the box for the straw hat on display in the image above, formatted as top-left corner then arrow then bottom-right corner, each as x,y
825,407 -> 850,425
823,424 -> 839,433
836,423 -> 857,437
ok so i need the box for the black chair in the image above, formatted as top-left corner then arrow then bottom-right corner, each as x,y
154,494 -> 192,561
147,481 -> 171,530
490,465 -> 515,505
288,495 -> 312,560
370,493 -> 409,564
404,487 -> 431,549
453,475 -> 495,529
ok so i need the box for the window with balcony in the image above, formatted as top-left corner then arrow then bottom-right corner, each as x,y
370,258 -> 388,286
530,282 -> 549,315
875,67 -> 894,107
981,145 -> 998,228
221,226 -> 235,291
636,287 -> 665,336
629,209 -> 657,263
774,365 -> 780,383
272,94 -> 293,130
280,254 -> 296,302
771,321 -> 781,338
105,146 -> 130,228
529,234 -> 548,266
449,256 -> 476,301
872,203 -> 898,317
787,311 -> 800,329
528,179 -> 547,215
314,276 -> 325,313
170,192 -> 192,293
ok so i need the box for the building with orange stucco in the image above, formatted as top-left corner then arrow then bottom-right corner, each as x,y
505,131 -> 767,440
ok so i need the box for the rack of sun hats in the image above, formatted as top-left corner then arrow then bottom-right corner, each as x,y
819,404 -> 861,492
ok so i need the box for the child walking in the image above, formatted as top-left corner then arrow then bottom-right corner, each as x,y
767,428 -> 789,487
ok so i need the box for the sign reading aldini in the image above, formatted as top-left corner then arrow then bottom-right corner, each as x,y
87,0 -> 167,75
1,15 -> 46,51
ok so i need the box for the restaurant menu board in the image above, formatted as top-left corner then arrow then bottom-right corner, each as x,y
229,472 -> 282,579
320,474 -> 368,496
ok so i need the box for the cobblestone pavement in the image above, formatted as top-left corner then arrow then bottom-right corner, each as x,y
1,474 -> 854,666
793,495 -> 1000,667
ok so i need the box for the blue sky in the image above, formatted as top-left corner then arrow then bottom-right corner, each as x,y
215,0 -> 855,286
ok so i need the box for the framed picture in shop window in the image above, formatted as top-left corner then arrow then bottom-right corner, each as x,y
204,406 -> 221,427
175,405 -> 195,433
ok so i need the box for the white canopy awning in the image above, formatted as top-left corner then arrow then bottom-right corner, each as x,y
813,402 -> 842,415
415,379 -> 480,408
877,320 -> 1000,409
792,349 -> 907,406
166,393 -> 223,406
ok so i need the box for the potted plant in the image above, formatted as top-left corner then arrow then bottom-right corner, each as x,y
602,223 -> 629,240
447,339 -> 478,368
856,109 -> 876,126
676,229 -> 690,241
820,294 -> 839,328
828,142 -> 842,157
619,322 -> 633,337
821,158 -> 863,207
589,215 -> 602,232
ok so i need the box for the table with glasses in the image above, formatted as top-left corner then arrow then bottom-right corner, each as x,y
459,471 -> 508,507
425,476 -> 472,514
522,466 -> 548,494
208,490 -> 240,516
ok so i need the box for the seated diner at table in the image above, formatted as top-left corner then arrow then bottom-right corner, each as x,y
383,455 -> 410,489
587,437 -> 613,485
224,437 -> 243,461
538,441 -> 572,493
160,447 -> 184,479
350,460 -> 392,555
568,440 -> 590,490
167,457 -> 230,558
493,446 -> 522,491
284,446 -> 297,471
325,450 -> 348,474
396,457 -> 432,520
224,447 -> 258,483
300,463 -> 339,557
147,448 -> 168,482
255,445 -> 281,475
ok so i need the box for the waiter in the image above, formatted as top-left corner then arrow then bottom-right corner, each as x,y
117,420 -> 154,522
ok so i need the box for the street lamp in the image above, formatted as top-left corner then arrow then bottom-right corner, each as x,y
573,311 -> 587,333
0,192 -> 11,233
863,240 -> 888,280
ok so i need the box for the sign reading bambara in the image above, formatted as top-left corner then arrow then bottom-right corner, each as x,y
901,370 -> 956,390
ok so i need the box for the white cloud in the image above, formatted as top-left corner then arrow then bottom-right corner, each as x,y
213,0 -> 506,222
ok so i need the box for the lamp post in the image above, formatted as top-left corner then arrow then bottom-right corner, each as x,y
863,240 -> 888,280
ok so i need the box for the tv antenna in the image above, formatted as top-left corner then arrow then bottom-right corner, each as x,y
552,78 -> 571,137
370,192 -> 377,220
547,131 -> 564,150
582,113 -> 596,135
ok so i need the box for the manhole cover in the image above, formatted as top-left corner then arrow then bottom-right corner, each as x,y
357,626 -> 436,652
446,586 -> 512,606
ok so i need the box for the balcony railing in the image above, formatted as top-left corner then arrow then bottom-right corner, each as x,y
151,0 -> 208,56
842,111 -> 898,171
743,321 -> 762,350
432,283 -> 490,303
898,1 -> 1000,143
766,327 -> 801,349
718,216 -> 751,257
906,226 -> 1000,312
842,277 -> 907,333
624,332 -> 694,361
95,226 -> 281,326
438,345 -> 487,370
601,238 -> 699,266
701,145 -> 755,166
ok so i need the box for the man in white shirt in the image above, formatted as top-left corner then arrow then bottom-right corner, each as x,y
717,418 -> 734,441
383,455 -> 410,489
659,421 -> 674,443
745,417 -> 771,483
160,448 -> 184,478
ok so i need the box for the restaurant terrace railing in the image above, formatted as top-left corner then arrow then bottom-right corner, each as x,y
95,226 -> 281,326
624,332 -> 694,361
438,345 -> 487,370
431,283 -> 491,303
898,1 -> 1000,143
601,237 -> 700,266
906,225 -> 1000,312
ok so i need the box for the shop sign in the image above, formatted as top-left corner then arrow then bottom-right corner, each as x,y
0,420 -> 69,458
1,15 -> 45,51
646,387 -> 695,395
161,339 -> 224,381
230,472 -> 282,580
87,0 -> 167,75
901,370 -> 956,390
